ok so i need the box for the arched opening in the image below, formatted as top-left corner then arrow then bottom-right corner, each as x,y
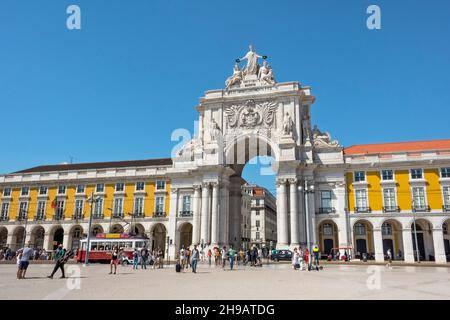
13,226 -> 25,250
133,223 -> 146,237
69,226 -> 83,250
110,224 -> 124,234
353,220 -> 374,259
381,219 -> 403,260
0,227 -> 7,248
443,220 -> 450,262
411,219 -> 434,261
150,223 -> 167,253
30,226 -> 45,249
51,227 -> 64,250
91,225 -> 104,236
318,220 -> 338,256
179,223 -> 193,250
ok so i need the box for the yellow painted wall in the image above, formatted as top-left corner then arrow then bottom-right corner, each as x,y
165,182 -> 171,215
367,171 -> 382,211
425,168 -> 443,210
145,181 -> 155,217
346,172 -> 354,212
104,184 -> 115,218
9,188 -> 20,220
84,184 -> 95,217
124,183 -> 135,215
395,170 -> 411,210
65,186 -> 76,218
28,188 -> 38,220
46,187 -> 57,219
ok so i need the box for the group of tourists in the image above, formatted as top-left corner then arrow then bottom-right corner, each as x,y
291,246 -> 322,271
131,246 -> 165,270
1,246 -> 49,261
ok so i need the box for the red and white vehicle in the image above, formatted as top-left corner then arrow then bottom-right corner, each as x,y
76,233 -> 150,264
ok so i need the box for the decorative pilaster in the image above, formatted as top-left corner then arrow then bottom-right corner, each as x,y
210,182 -> 219,246
200,182 -> 210,245
402,228 -> 415,263
432,228 -> 447,264
276,178 -> 288,248
373,228 -> 385,262
192,185 -> 201,245
289,178 -> 299,246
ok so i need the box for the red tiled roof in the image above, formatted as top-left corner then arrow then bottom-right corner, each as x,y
344,139 -> 450,155
12,158 -> 173,174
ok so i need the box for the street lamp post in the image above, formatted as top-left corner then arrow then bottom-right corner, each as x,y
412,200 -> 421,263
20,208 -> 28,248
299,180 -> 315,269
85,193 -> 100,266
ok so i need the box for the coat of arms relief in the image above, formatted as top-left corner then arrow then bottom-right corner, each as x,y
224,99 -> 277,130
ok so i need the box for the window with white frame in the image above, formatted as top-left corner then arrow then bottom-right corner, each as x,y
256,232 -> 260,240
412,187 -> 426,208
115,183 -> 125,192
354,171 -> 365,182
94,198 -> 103,217
443,186 -> 450,207
36,201 -> 46,219
1,203 -> 9,219
74,199 -> 84,217
39,186 -> 48,195
21,187 -> 29,196
411,168 -> 423,179
320,190 -> 332,209
182,195 -> 191,212
113,198 -> 123,216
441,168 -> 450,178
58,185 -> 66,195
2,188 -> 11,197
155,196 -> 164,214
76,185 -> 85,194
381,170 -> 394,181
354,223 -> 366,235
96,183 -> 104,193
382,222 -> 392,236
255,209 -> 260,215
136,182 -> 145,192
18,201 -> 28,219
156,180 -> 165,191
134,197 -> 144,216
355,189 -> 368,209
256,220 -> 260,228
323,223 -> 333,236
383,188 -> 397,209
56,200 -> 65,217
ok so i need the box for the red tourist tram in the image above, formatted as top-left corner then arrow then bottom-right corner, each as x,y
76,233 -> 150,263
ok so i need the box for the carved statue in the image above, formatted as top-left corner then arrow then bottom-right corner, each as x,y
225,63 -> 243,88
177,139 -> 196,157
238,44 -> 262,76
302,115 -> 311,142
282,112 -> 293,135
312,125 -> 340,148
210,118 -> 221,141
258,61 -> 275,85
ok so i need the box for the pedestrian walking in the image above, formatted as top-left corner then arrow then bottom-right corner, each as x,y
48,249 -> 75,279
16,242 -> 34,279
221,246 -> 227,268
228,246 -> 236,270
109,246 -> 120,274
214,248 -> 220,267
185,247 -> 191,269
207,249 -> 212,266
180,246 -> 186,269
158,247 -> 164,269
386,248 -> 393,268
312,246 -> 320,271
292,248 -> 300,270
191,245 -> 200,273
140,246 -> 149,269
132,249 -> 139,270
299,248 -> 305,270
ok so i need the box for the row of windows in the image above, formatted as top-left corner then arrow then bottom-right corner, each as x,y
1,181 -> 167,198
354,168 -> 450,183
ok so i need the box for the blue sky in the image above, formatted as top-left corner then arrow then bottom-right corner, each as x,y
1,1 -> 449,192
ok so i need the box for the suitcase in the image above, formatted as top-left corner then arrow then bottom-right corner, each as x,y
175,263 -> 181,272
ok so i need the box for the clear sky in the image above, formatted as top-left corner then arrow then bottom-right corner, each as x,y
1,1 -> 449,193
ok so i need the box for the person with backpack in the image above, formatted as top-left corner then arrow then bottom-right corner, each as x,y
312,246 -> 320,271
140,246 -> 149,269
191,245 -> 200,273
48,249 -> 74,279
132,249 -> 139,270
228,246 -> 237,270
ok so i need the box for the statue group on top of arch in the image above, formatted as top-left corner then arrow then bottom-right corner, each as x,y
225,45 -> 276,88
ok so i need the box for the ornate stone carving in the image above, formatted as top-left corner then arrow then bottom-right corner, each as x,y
282,112 -> 293,136
209,118 -> 221,141
258,61 -> 275,85
276,178 -> 287,186
238,44 -> 263,76
288,178 -> 298,185
177,138 -> 201,157
225,63 -> 243,88
312,125 -> 341,148
225,99 -> 277,129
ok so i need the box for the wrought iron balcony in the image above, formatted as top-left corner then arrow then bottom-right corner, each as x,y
72,213 -> 84,220
355,206 -> 371,213
179,210 -> 193,217
317,207 -> 336,214
412,205 -> 430,212
0,215 -> 9,222
17,215 -> 28,221
112,213 -> 124,219
383,206 -> 400,213
153,211 -> 166,218
443,205 -> 450,212
53,214 -> 65,221
93,214 -> 104,220
34,215 -> 45,221
132,212 -> 145,218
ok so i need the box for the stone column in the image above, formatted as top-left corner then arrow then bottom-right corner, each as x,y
432,227 -> 447,264
6,232 -> 14,249
200,182 -> 210,245
43,232 -> 52,251
306,184 -> 316,247
221,182 -> 230,246
63,231 -> 70,250
289,178 -> 299,246
210,182 -> 219,246
192,185 -> 201,245
276,179 -> 289,248
373,228 -> 385,262
336,182 -> 349,248
402,228 -> 415,263
167,188 -> 178,259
